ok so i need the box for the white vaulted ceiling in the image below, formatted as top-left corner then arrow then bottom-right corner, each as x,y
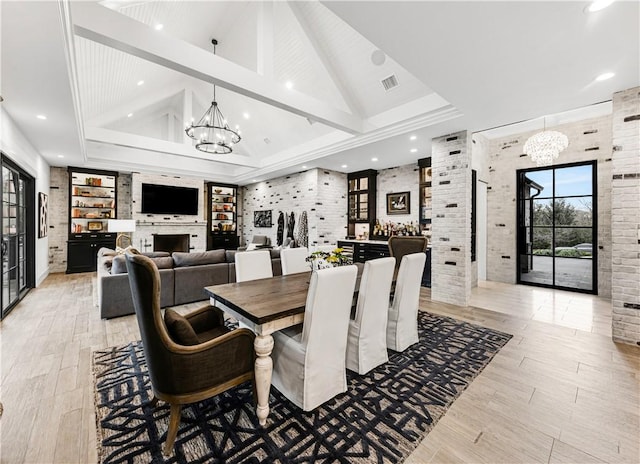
2,1 -> 638,184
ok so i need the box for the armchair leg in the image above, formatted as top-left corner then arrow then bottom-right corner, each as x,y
163,403 -> 182,456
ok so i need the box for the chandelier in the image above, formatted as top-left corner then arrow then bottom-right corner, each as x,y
185,39 -> 241,154
523,118 -> 568,167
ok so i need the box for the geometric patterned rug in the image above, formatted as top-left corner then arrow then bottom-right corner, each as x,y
93,312 -> 512,463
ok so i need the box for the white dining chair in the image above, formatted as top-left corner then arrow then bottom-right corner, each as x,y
346,257 -> 395,374
280,247 -> 310,275
235,250 -> 273,282
271,265 -> 358,411
386,252 -> 427,352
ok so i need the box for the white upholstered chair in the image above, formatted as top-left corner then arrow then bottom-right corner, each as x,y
280,247 -> 310,275
346,257 -> 396,374
386,253 -> 427,352
271,265 -> 358,411
235,250 -> 273,282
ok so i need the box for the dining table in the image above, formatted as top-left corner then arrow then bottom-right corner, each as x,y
204,272 -> 313,426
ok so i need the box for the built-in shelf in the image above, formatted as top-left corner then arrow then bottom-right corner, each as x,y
207,182 -> 239,250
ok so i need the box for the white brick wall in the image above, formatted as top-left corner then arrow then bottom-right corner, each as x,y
376,163 -> 420,225
611,87 -> 640,345
241,168 -> 347,249
431,131 -> 473,307
48,167 -> 68,272
131,172 -> 207,252
485,115 -> 613,297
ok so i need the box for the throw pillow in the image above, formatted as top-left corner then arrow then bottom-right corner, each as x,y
164,309 -> 200,346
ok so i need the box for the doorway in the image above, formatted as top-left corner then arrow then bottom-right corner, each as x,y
517,161 -> 597,294
2,155 -> 35,318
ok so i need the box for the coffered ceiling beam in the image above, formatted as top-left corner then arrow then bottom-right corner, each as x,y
85,127 -> 260,168
72,2 -> 363,135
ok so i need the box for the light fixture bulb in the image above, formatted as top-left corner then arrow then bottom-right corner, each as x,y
155,24 -> 164,30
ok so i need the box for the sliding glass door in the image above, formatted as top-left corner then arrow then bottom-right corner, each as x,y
517,161 -> 597,294
2,156 -> 34,318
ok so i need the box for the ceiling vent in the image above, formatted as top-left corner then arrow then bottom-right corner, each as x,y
381,74 -> 399,91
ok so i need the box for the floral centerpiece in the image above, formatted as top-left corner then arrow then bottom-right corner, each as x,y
306,248 -> 352,270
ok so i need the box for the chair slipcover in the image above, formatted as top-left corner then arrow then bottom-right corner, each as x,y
386,253 -> 427,352
346,257 -> 396,374
271,265 -> 357,411
281,247 -> 310,275
235,250 -> 273,282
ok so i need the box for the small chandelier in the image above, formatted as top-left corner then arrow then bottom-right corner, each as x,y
523,118 -> 568,167
185,39 -> 241,154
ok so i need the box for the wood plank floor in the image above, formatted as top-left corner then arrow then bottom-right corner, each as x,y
0,274 -> 638,463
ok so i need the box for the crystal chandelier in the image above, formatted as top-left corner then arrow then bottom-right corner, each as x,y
523,118 -> 568,167
185,39 -> 241,154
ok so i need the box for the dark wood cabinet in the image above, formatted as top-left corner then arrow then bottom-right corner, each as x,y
338,240 -> 431,288
67,234 -> 116,273
67,167 -> 118,273
347,169 -> 377,239
207,182 -> 238,250
418,157 -> 432,242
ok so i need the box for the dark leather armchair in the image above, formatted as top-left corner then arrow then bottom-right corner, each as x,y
125,253 -> 255,455
388,236 -> 428,269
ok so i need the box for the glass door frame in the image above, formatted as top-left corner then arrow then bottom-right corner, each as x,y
1,154 -> 35,319
516,160 -> 598,295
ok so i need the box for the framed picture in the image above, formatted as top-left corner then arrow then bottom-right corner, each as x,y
387,192 -> 410,215
38,192 -> 48,238
254,210 -> 272,228
88,221 -> 103,231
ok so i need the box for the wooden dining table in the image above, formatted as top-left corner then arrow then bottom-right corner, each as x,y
204,272 -> 313,426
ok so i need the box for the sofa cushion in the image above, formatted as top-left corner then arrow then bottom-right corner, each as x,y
164,309 -> 200,346
152,256 -> 174,269
142,251 -> 171,258
111,255 -> 128,274
98,247 -> 117,258
173,249 -> 226,267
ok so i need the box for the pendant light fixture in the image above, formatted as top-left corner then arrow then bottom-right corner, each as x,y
523,117 -> 568,167
185,39 -> 241,154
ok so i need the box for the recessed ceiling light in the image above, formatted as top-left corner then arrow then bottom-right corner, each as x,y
341,164 -> 348,168
243,112 -> 250,119
155,24 -> 164,31
371,157 -> 378,162
410,135 -> 417,141
595,72 -> 615,81
36,114 -> 47,120
252,179 -> 258,182
586,0 -> 615,12
127,113 -> 133,118
57,155 -> 64,158
302,165 -> 307,169
410,148 -> 418,153
137,80 -> 145,86
285,81 -> 293,90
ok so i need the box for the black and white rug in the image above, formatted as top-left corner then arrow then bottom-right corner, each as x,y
93,312 -> 511,463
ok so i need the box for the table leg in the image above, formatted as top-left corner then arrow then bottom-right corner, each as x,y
254,334 -> 274,426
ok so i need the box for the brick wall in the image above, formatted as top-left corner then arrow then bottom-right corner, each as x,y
241,168 -> 347,249
431,131 -> 473,307
611,87 -> 640,345
484,115 -> 613,296
131,172 -> 207,252
48,167 -> 68,272
376,163 -> 420,226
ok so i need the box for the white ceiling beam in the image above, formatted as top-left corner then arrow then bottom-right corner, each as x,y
85,127 -> 260,168
286,2 -> 364,118
71,2 -> 363,134
182,89 -> 192,145
86,80 -> 187,128
257,1 -> 274,79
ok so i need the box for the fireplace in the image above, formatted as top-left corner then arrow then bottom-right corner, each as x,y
153,234 -> 190,253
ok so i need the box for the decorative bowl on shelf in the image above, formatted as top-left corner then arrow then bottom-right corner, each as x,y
214,188 -> 222,194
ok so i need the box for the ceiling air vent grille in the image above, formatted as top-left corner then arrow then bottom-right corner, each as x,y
381,74 -> 399,91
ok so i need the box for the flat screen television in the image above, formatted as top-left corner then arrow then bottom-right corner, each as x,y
141,183 -> 199,215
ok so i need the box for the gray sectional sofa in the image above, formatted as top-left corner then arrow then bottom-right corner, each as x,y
97,248 -> 282,319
